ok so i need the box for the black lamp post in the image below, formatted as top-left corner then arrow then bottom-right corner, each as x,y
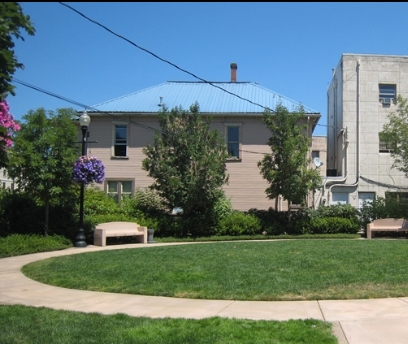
74,111 -> 91,248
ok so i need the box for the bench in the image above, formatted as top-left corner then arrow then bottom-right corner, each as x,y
93,222 -> 147,246
366,218 -> 408,239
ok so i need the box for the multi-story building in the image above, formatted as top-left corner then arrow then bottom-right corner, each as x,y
321,53 -> 408,209
82,63 -> 322,211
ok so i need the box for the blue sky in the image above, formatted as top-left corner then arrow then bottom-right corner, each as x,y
7,2 -> 408,136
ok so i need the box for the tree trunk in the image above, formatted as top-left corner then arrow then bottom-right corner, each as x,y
44,199 -> 49,236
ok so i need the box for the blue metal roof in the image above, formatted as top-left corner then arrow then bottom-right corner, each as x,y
89,82 -> 318,114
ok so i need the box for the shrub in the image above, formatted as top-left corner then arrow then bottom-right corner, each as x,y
212,195 -> 233,221
299,204 -> 360,221
359,196 -> 408,232
0,234 -> 72,258
0,191 -> 43,237
83,186 -> 120,217
246,208 -> 289,235
305,217 -> 360,234
216,211 -> 261,236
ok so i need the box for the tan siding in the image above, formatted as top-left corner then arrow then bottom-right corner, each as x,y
87,115 -> 312,211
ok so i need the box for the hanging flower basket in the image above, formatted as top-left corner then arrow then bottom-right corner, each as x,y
73,156 -> 105,184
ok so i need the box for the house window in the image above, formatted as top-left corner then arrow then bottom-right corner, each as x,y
379,133 -> 393,153
106,180 -> 133,202
312,151 -> 319,159
114,124 -> 127,157
225,124 -> 241,160
379,84 -> 396,106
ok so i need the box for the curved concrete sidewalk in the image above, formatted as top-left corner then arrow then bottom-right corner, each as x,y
2,243 -> 408,344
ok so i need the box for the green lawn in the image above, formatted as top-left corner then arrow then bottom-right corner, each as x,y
0,305 -> 337,344
22,239 -> 408,301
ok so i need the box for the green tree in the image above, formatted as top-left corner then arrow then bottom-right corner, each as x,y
7,108 -> 80,236
0,2 -> 35,97
0,2 -> 35,166
380,95 -> 408,177
142,103 -> 229,237
257,104 -> 321,210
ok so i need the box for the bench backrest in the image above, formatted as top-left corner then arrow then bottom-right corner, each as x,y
369,218 -> 408,229
95,222 -> 141,230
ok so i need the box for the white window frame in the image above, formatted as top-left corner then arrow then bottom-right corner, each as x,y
112,123 -> 128,158
224,123 -> 242,161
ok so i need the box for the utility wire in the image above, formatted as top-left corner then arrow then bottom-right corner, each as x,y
11,78 -> 332,159
12,76 -> 338,132
11,77 -> 164,134
59,1 -> 312,113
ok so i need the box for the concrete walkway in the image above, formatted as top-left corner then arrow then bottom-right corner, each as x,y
2,243 -> 408,344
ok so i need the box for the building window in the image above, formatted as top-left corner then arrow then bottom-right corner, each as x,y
379,84 -> 396,106
106,180 -> 133,202
331,192 -> 348,205
379,133 -> 393,153
385,192 -> 408,206
225,124 -> 241,160
312,151 -> 319,159
113,124 -> 127,157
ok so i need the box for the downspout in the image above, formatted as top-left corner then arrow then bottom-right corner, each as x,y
327,59 -> 361,203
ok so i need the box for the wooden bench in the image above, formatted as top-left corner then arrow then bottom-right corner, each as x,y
94,222 -> 147,246
366,218 -> 408,239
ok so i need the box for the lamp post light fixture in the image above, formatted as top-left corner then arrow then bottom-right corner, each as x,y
74,111 -> 91,248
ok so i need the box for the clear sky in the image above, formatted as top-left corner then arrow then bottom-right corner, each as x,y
7,2 -> 408,137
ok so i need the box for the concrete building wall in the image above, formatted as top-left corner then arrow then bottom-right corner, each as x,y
324,54 -> 408,209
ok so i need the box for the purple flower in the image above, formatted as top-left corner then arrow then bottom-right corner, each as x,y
73,156 -> 105,184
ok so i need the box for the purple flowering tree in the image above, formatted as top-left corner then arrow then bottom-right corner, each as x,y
0,99 -> 20,167
72,156 -> 105,184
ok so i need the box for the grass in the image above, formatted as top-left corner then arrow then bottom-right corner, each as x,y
4,234 -> 395,343
0,304 -> 337,344
21,239 -> 408,301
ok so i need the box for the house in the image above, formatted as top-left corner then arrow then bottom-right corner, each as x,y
82,63 -> 322,211
321,53 -> 408,209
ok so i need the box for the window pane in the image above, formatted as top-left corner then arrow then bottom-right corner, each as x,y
114,145 -> 127,157
379,84 -> 396,104
108,181 -> 118,192
228,143 -> 239,157
122,181 -> 132,193
228,127 -> 239,142
114,125 -> 127,157
115,125 -> 127,141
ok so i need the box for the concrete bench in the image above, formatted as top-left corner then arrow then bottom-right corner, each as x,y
366,218 -> 408,239
94,222 -> 147,246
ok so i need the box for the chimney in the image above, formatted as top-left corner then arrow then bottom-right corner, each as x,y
230,63 -> 237,82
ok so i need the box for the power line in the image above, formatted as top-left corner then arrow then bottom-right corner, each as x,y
11,77 -> 334,161
11,77 -> 164,134
12,76 -> 338,132
58,2 -> 278,112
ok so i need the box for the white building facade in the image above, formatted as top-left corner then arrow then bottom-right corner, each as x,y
0,168 -> 14,190
320,53 -> 408,209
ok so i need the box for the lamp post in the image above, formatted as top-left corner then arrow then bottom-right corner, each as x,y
74,111 -> 91,248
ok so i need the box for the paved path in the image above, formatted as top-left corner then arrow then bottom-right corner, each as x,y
2,243 -> 408,344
